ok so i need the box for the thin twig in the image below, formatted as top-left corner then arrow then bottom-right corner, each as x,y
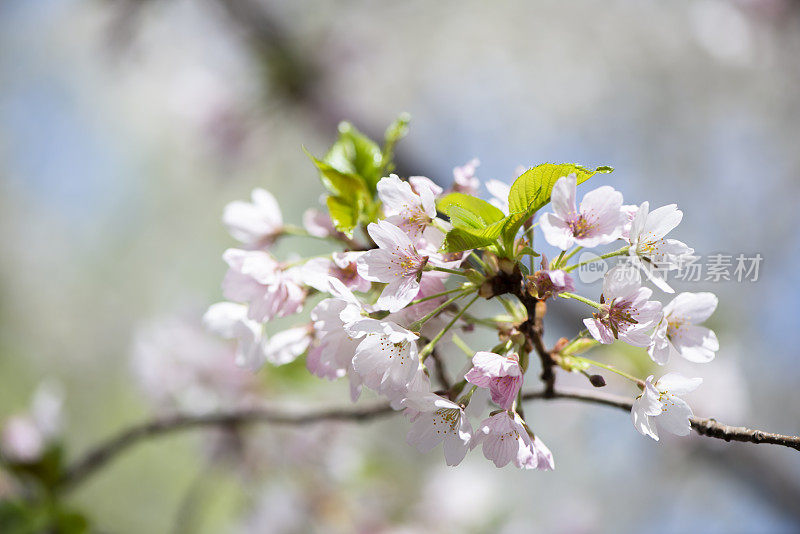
57,388 -> 800,494
56,403 -> 393,492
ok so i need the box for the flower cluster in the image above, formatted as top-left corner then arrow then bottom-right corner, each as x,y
206,119 -> 720,469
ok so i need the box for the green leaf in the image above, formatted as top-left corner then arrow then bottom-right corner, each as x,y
325,122 -> 384,191
501,163 -> 613,246
507,163 -> 613,215
326,195 -> 361,238
442,219 -> 506,253
500,210 -> 528,240
304,148 -> 368,198
447,205 -> 486,230
437,193 -> 505,227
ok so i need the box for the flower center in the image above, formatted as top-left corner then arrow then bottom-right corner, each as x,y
568,214 -> 597,238
432,408 -> 461,433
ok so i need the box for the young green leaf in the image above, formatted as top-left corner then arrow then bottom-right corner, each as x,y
507,163 -> 613,214
325,122 -> 384,192
442,219 -> 506,253
437,192 -> 506,226
326,195 -> 362,238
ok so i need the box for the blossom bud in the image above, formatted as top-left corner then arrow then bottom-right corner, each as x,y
552,337 -> 569,352
588,374 -> 606,388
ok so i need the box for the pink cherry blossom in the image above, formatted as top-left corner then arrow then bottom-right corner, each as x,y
222,248 -> 306,322
527,256 -> 575,300
345,318 -> 420,396
649,292 -> 719,365
377,174 -> 437,239
203,301 -> 266,371
626,201 -> 694,293
263,324 -> 313,366
302,208 -> 342,239
307,284 -> 366,401
356,220 -> 428,312
0,382 -> 63,464
403,393 -> 472,466
223,188 -> 283,248
619,204 -> 639,240
409,175 -> 443,198
132,315 -> 257,414
632,373 -> 702,441
584,266 -> 662,347
452,158 -> 480,195
472,411 -> 554,470
465,352 -> 523,410
539,174 -> 625,250
301,252 -> 371,293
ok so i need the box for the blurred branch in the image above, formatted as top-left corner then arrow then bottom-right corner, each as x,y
56,388 -> 800,494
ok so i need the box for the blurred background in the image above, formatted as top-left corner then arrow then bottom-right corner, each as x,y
1,0 -> 800,532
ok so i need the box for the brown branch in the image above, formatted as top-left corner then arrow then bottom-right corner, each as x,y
56,402 -> 393,493
525,387 -> 800,451
57,387 -> 800,494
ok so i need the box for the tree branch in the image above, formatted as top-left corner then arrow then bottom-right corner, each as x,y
56,402 -> 393,492
57,387 -> 800,494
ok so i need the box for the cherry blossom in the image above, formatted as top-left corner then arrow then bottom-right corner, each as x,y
472,411 -> 554,470
132,316 -> 257,414
263,325 -> 313,366
301,252 -> 371,293
387,365 -> 432,413
307,282 -> 366,401
222,248 -> 306,321
539,174 -> 625,250
452,158 -> 480,195
356,220 -> 428,312
302,208 -> 341,239
346,318 -> 420,396
203,301 -> 266,371
648,292 -> 719,365
632,373 -> 702,441
223,188 -> 283,248
409,175 -> 443,198
584,266 -> 662,347
626,201 -> 694,293
465,351 -> 523,410
377,174 -> 437,238
526,256 -> 574,300
403,393 -> 472,466
620,204 -> 639,240
0,382 -> 63,464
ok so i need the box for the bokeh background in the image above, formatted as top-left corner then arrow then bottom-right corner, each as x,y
2,0 -> 800,532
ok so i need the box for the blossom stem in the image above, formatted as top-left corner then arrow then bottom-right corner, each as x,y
469,251 -> 489,272
559,246 -> 583,266
553,250 -> 566,269
563,246 -> 629,273
409,289 -> 473,331
450,334 -> 474,357
427,266 -> 469,277
576,357 -> 643,387
419,294 -> 481,359
460,313 -> 509,329
406,286 -> 469,307
559,292 -> 602,309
